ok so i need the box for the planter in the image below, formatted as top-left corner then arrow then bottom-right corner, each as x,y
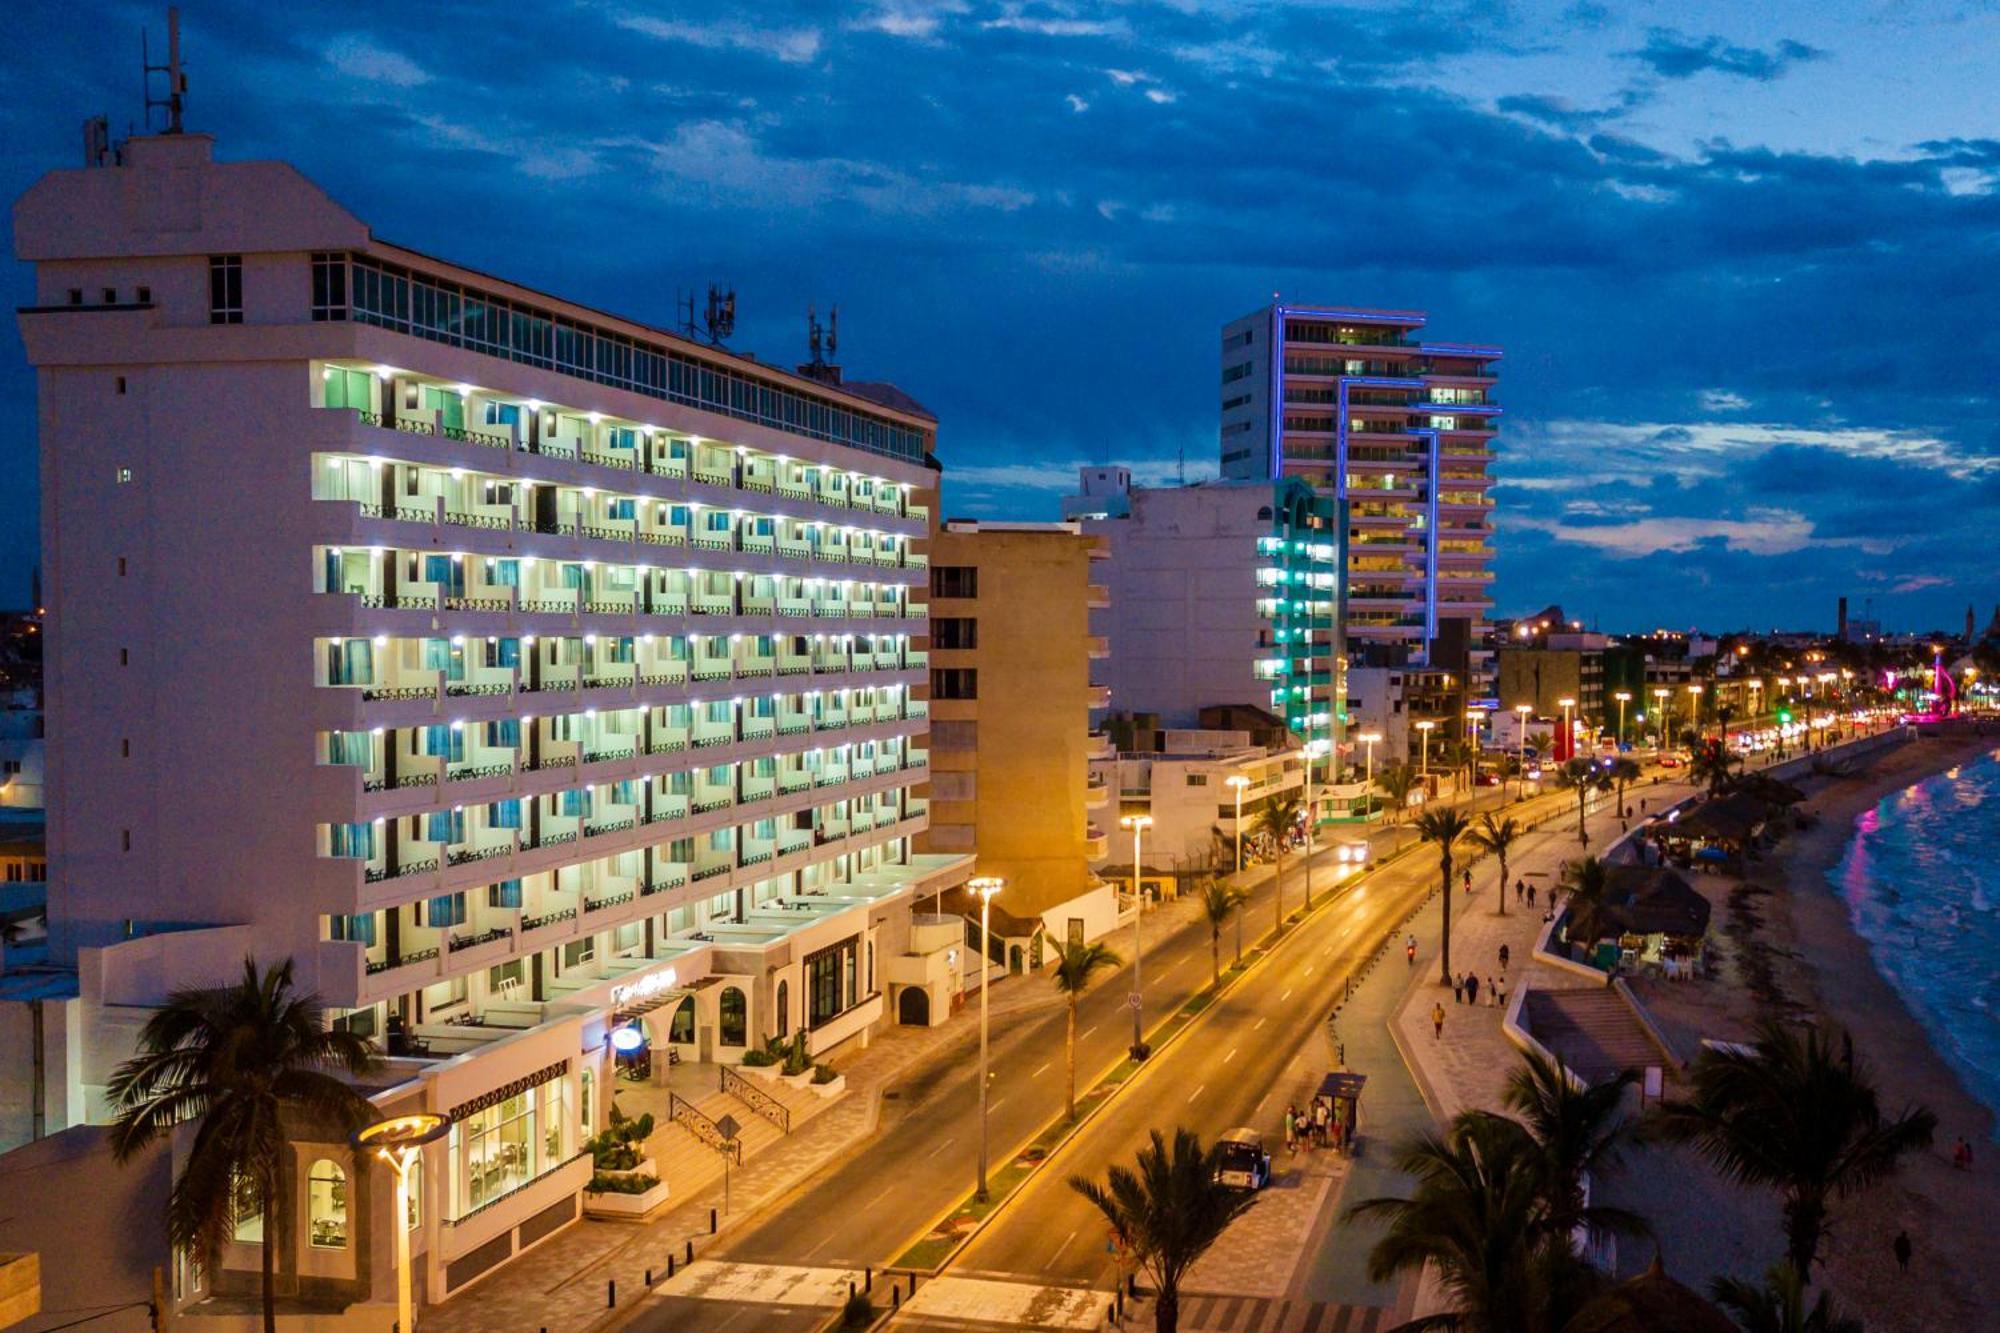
584,1158 -> 668,1219
807,1073 -> 846,1099
782,1068 -> 816,1091
739,1061 -> 785,1083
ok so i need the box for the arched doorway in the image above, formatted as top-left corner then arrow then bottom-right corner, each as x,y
775,980 -> 790,1038
1009,944 -> 1025,974
897,986 -> 930,1026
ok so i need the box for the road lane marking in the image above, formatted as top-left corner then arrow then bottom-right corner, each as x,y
1253,1017 -> 1268,1031
1053,1228 -> 1079,1264
925,1136 -> 957,1160
1223,1046 -> 1238,1065
1304,964 -> 1314,975
1032,1062 -> 1051,1078
989,1096 -> 1006,1113
1188,1082 -> 1207,1103
1280,988 -> 1293,1002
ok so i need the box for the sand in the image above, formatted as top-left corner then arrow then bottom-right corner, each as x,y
1760,725 -> 2000,1330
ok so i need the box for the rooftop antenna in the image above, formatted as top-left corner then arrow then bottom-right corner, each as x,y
142,7 -> 189,134
703,283 -> 736,345
799,303 -> 844,384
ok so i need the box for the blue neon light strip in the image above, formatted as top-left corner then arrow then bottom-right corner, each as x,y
1415,427 -> 1441,655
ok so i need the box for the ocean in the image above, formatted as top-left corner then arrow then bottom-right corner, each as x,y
1830,748 -> 2000,1127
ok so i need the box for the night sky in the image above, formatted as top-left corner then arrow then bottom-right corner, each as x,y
3,2 -> 1996,632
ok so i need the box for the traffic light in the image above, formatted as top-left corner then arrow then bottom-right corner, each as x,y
1777,709 -> 1792,724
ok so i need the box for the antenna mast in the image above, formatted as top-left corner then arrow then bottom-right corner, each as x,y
142,7 -> 189,134
798,302 -> 843,385
703,283 -> 736,345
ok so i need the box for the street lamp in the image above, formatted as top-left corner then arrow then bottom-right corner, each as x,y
1119,815 -> 1153,1059
1512,704 -> 1532,799
969,874 -> 1004,1201
1303,739 -> 1328,908
1687,683 -> 1704,743
1613,691 -> 1631,751
1416,719 -> 1436,781
1225,775 -> 1249,872
1558,697 -> 1576,764
1357,732 -> 1381,801
353,1112 -> 450,1333
1652,687 -> 1671,751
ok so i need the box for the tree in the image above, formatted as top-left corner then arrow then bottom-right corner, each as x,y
1345,1112 -> 1600,1333
108,958 -> 378,1333
1554,757 -> 1609,845
1710,1261 -> 1864,1333
1258,792 -> 1303,937
1375,762 -> 1418,824
1468,813 -> 1521,918
1502,1048 -> 1647,1248
1049,939 -> 1122,1122
1414,805 -> 1472,986
1688,738 -> 1741,796
1559,856 -> 1616,952
1198,877 -> 1248,984
1070,1128 -> 1255,1333
1606,757 -> 1642,819
1650,1019 -> 1936,1275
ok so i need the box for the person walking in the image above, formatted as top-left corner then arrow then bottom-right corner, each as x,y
1284,1105 -> 1298,1152
1463,868 -> 1473,896
1314,1098 -> 1330,1147
1515,878 -> 1525,906
1406,934 -> 1417,967
1498,943 -> 1511,972
1894,1229 -> 1912,1274
1431,1002 -> 1446,1040
1495,974 -> 1508,1009
1453,973 -> 1464,1004
1465,973 -> 1480,1006
1486,976 -> 1499,1007
1526,881 -> 1537,909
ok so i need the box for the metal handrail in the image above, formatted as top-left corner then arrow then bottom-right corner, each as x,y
669,1092 -> 742,1164
721,1065 -> 792,1134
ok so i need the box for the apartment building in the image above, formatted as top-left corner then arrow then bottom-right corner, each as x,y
1095,728 -> 1307,873
1068,470 -> 1344,766
1218,303 -> 1500,715
11,130 -> 970,1312
919,521 -> 1117,942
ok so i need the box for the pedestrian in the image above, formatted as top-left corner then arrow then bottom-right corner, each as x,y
1640,798 -> 1648,813
1894,1229 -> 1912,1274
1499,943 -> 1511,972
1406,934 -> 1417,967
1315,1098 -> 1330,1146
1284,1105 -> 1298,1152
1453,973 -> 1464,1004
1496,975 -> 1508,1009
1527,882 -> 1537,909
1465,973 -> 1480,1006
1463,868 -> 1473,895
1515,878 -> 1525,905
1487,976 -> 1499,1007
1432,1002 -> 1446,1040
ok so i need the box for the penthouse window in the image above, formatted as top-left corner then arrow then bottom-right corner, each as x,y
930,566 -> 977,599
932,617 -> 977,649
931,668 -> 978,700
207,255 -> 242,324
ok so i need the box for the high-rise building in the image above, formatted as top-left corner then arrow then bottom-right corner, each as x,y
917,521 -> 1117,940
1218,303 -> 1500,734
11,130 -> 970,1309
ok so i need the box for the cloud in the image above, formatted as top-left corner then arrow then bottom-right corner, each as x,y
1065,93 -> 1090,113
324,35 -> 430,88
1144,88 -> 1178,105
1699,389 -> 1750,412
1626,30 -> 1824,82
985,13 -> 1127,38
1497,94 -> 1616,135
616,16 -> 823,64
943,457 -> 1209,493
850,1 -> 968,40
1510,510 -> 1821,558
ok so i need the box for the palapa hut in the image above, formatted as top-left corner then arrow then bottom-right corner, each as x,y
1655,791 -> 1769,865
1563,1255 -> 1739,1333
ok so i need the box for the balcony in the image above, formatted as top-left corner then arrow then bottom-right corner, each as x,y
1084,824 -> 1109,859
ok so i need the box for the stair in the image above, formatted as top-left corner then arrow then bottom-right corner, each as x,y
638,1075 -> 831,1204
1521,987 -> 1670,1085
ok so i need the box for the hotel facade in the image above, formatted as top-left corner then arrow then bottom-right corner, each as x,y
11,131 -> 969,1312
1219,304 -> 1500,758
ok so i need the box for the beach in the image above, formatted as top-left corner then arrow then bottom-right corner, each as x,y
1747,725 -> 2000,1329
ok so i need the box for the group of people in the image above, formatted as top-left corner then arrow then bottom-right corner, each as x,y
1453,968 -> 1508,1008
1282,1098 -> 1347,1152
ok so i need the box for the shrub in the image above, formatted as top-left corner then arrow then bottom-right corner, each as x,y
812,1063 -> 839,1085
740,1046 -> 778,1067
587,1171 -> 659,1195
782,1032 -> 812,1077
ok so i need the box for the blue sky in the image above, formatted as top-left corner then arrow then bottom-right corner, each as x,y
3,1 -> 1996,632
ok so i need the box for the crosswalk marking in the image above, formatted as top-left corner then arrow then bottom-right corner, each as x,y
1175,1292 -> 1387,1333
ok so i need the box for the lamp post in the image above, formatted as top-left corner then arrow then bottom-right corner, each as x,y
1652,687 -> 1670,752
1226,775 -> 1249,871
1464,706 -> 1486,792
969,874 -> 1004,1201
1357,732 -> 1381,811
1513,704 -> 1532,799
1613,691 -> 1631,751
1558,697 -> 1576,764
1687,683 -> 1704,745
1303,739 -> 1327,908
1119,815 -> 1152,1058
1416,719 -> 1435,783
353,1112 -> 450,1333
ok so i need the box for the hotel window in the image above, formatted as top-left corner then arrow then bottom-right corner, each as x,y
454,1082 -> 565,1211
232,1172 -> 264,1242
930,566 -> 977,598
307,1161 -> 348,1249
932,617 -> 977,649
805,938 -> 860,1026
718,986 -> 747,1046
323,366 -> 372,412
311,253 -> 348,321
930,668 -> 977,700
208,255 -> 243,324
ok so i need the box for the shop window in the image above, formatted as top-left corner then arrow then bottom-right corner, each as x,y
308,1160 -> 348,1249
232,1173 -> 263,1243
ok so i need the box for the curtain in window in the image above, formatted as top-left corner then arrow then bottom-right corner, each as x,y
559,789 -> 589,818
327,731 -> 371,766
488,799 -> 522,829
609,498 -> 635,521
609,780 -> 634,805
425,893 -> 466,928
488,558 -> 521,588
330,639 -> 374,686
484,719 -> 520,748
426,809 -> 464,844
332,912 -> 377,945
488,880 -> 522,909
329,823 -> 375,859
483,401 -> 521,427
421,387 -> 466,431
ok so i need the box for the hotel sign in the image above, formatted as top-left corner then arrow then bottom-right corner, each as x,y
610,966 -> 679,1009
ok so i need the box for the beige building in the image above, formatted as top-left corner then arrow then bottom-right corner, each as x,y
919,522 -> 1118,944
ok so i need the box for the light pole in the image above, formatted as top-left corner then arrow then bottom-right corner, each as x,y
1652,687 -> 1670,752
1226,774 -> 1249,871
1464,706 -> 1487,793
1119,815 -> 1152,1058
1513,703 -> 1532,799
1613,691 -> 1631,751
1303,739 -> 1327,908
1687,683 -> 1704,745
353,1112 -> 450,1333
1357,732 -> 1381,812
1559,697 -> 1576,764
1416,719 -> 1435,782
970,874 -> 1004,1201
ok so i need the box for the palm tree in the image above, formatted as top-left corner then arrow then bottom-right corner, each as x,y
108,958 -> 378,1333
1258,792 -> 1303,937
1650,1018 -> 1936,1275
1070,1127 -> 1255,1333
1607,757 -> 1642,818
1375,762 -> 1418,824
1468,813 -> 1520,917
1688,739 -> 1740,796
1049,939 -> 1122,1122
1414,805 -> 1472,986
1559,855 -> 1616,952
1710,1261 -> 1864,1333
1555,756 -> 1609,845
1198,877 -> 1248,983
1345,1111 -> 1600,1333
1502,1048 -> 1647,1248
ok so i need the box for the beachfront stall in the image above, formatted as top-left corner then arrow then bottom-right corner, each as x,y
1594,866 -> 1714,977
1655,792 -> 1770,868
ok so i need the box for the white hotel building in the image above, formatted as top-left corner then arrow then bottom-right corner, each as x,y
9,131 -> 969,1312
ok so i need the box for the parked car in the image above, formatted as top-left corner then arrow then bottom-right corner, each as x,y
1657,754 -> 1682,768
1212,1127 -> 1272,1191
